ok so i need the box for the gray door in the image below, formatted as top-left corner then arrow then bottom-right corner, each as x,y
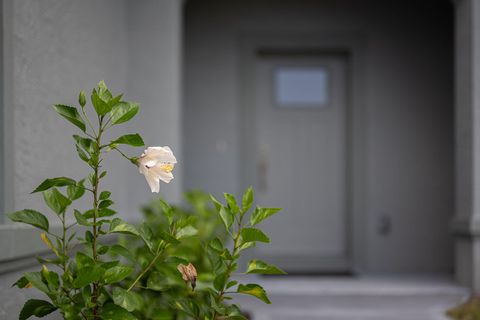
252,51 -> 350,273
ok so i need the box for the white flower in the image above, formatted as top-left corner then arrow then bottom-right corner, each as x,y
138,146 -> 176,193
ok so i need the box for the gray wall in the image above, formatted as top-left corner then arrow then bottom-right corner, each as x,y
3,0 -> 182,220
183,0 -> 454,273
124,0 -> 183,214
0,1 -> 183,315
4,0 -> 129,220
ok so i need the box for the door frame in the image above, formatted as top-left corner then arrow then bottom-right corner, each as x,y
238,33 -> 367,273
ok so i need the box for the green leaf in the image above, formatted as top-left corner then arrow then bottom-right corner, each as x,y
237,283 -> 271,304
240,228 -> 270,244
73,135 -> 96,154
109,218 -> 139,236
67,179 -> 85,201
101,303 -> 138,320
226,305 -> 247,319
73,266 -> 105,288
99,199 -> 114,209
246,260 -> 286,275
226,280 -> 238,289
110,102 -> 140,125
101,261 -> 120,270
83,209 -> 95,219
176,225 -> 198,239
219,206 -> 234,230
76,252 -> 94,269
149,309 -> 173,320
224,193 -> 240,214
158,231 -> 180,245
24,272 -> 49,293
111,134 -> 144,147
76,144 -> 89,162
112,287 -> 142,312
109,94 -> 123,108
7,209 -> 49,231
99,191 -> 111,200
178,215 -> 197,230
159,199 -> 173,225
52,104 -> 86,132
220,249 -> 233,260
32,177 -> 77,193
85,230 -> 94,243
19,299 -> 57,320
242,187 -> 254,214
12,276 -> 29,288
74,209 -> 91,226
91,88 -> 111,115
214,272 -> 228,291
238,241 -> 256,252
104,266 -> 133,284
250,207 -> 282,226
83,208 -> 114,219
139,222 -> 156,253
175,300 -> 200,318
97,80 -> 113,102
147,272 -> 170,291
210,194 -> 223,211
43,188 -> 71,214
41,266 -> 59,289
108,244 -> 135,262
209,238 -> 223,253
97,245 -> 109,255
99,207 -> 116,217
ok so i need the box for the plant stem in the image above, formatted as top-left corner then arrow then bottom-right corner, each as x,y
61,211 -> 67,272
127,242 -> 168,292
213,217 -> 243,320
81,106 -> 97,137
112,146 -> 137,165
91,117 -> 104,319
127,253 -> 160,291
63,288 -> 88,320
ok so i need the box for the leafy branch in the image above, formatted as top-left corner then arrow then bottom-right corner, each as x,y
204,187 -> 285,319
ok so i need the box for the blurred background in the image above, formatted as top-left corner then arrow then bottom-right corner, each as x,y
0,0 -> 476,319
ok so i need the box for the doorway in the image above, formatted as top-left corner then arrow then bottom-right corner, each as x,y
248,50 -> 351,273
184,0 -> 453,275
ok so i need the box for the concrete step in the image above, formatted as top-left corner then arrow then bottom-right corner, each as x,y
233,276 -> 470,320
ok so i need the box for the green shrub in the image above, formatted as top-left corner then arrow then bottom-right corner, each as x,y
8,81 -> 284,320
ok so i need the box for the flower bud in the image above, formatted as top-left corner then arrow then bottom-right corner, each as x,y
79,90 -> 86,107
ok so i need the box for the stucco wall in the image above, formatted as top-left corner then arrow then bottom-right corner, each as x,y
0,0 -> 183,316
5,0 -> 130,220
3,0 -> 182,220
183,0 -> 454,273
123,0 -> 183,214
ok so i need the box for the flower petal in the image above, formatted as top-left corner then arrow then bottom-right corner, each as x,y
145,146 -> 177,163
138,163 -> 148,175
142,158 -> 159,168
137,146 -> 177,193
144,171 -> 160,193
151,165 -> 174,184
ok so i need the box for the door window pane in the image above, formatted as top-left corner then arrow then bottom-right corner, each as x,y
274,67 -> 329,107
